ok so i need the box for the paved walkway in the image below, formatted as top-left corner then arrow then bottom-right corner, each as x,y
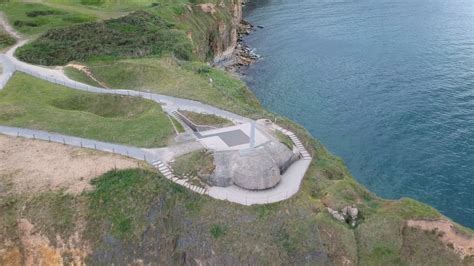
0,125 -> 156,162
0,18 -> 313,206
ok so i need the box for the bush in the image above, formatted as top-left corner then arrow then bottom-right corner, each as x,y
16,11 -> 193,65
26,10 -> 61,17
210,224 -> 226,239
80,0 -> 104,6
0,32 -> 16,48
14,20 -> 39,27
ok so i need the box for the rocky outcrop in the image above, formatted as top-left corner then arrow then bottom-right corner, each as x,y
327,206 -> 359,227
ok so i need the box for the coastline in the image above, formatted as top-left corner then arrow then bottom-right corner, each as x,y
213,14 -> 260,74
234,0 -> 474,231
1,1 -> 474,264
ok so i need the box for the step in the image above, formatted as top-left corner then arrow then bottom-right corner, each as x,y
161,171 -> 172,176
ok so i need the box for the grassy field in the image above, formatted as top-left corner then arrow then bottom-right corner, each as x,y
64,57 -> 263,116
0,2 -> 95,36
171,150 -> 214,179
63,66 -> 102,87
0,73 -> 176,147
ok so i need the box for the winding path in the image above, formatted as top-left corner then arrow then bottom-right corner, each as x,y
0,16 -> 312,206
1,41 -> 250,124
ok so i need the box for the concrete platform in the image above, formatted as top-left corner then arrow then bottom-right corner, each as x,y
197,123 -> 270,151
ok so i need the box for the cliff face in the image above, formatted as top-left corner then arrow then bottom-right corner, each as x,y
210,0 -> 242,63
183,0 -> 243,62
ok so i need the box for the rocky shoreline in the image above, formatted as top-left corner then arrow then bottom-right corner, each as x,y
214,12 -> 261,74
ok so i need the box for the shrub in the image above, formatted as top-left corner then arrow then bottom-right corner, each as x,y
80,0 -> 104,6
209,224 -> 226,239
26,10 -> 61,17
14,20 -> 39,27
16,11 -> 193,65
0,32 -> 16,48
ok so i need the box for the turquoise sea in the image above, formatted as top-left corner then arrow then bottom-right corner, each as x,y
243,0 -> 474,228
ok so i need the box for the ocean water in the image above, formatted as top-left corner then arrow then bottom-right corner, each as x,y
243,0 -> 474,228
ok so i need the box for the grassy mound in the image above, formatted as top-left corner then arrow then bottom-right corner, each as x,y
0,73 -> 175,147
16,11 -> 193,65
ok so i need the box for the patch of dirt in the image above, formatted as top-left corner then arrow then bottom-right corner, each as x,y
0,219 -> 89,265
407,219 -> 474,259
0,135 -> 143,195
0,247 -> 22,265
198,3 -> 217,14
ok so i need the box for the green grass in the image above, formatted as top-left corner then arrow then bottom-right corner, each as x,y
65,57 -> 263,116
169,115 -> 185,133
209,224 -> 227,239
63,66 -> 101,87
0,29 -> 15,50
180,110 -> 233,127
171,150 -> 214,178
0,188 -> 79,247
275,131 -> 293,150
0,2 -> 95,36
86,168 -> 163,240
22,191 -> 77,240
355,214 -> 404,265
2,0 -> 244,60
0,73 -> 176,147
15,11 -> 193,65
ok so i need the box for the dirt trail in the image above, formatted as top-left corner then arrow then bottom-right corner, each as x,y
66,63 -> 109,88
0,135 -> 143,195
0,12 -> 22,40
407,219 -> 474,259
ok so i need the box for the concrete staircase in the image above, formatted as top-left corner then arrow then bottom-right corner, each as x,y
152,159 -> 208,195
273,125 -> 312,161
